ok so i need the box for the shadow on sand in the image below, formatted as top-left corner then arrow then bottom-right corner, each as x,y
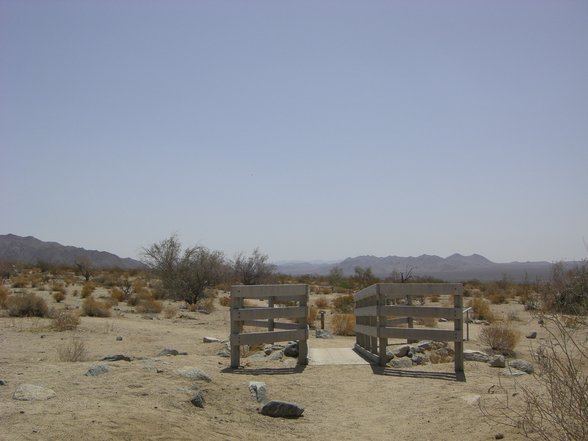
220,364 -> 307,376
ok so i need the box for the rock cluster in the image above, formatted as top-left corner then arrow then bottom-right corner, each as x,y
386,340 -> 454,367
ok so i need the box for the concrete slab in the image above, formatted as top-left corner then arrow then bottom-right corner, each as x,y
308,347 -> 371,366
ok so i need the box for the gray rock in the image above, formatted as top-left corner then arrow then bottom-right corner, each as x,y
217,349 -> 230,358
411,354 -> 426,365
203,336 -> 221,343
438,318 -> 448,322
509,359 -> 534,374
416,340 -> 433,351
464,350 -> 490,363
495,434 -> 504,440
248,381 -> 267,403
391,345 -> 410,358
267,350 -> 284,361
0,379 -> 7,386
389,358 -> 413,369
85,364 -> 110,377
500,367 -> 527,377
158,348 -> 179,356
13,384 -> 56,401
526,331 -> 537,339
488,355 -> 506,368
102,354 -> 131,362
315,329 -> 334,339
246,353 -> 268,362
176,367 -> 212,382
190,390 -> 205,408
385,349 -> 395,362
260,400 -> 304,418
284,342 -> 299,358
116,336 -> 123,341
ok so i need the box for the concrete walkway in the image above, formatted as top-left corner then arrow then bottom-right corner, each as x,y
308,347 -> 371,366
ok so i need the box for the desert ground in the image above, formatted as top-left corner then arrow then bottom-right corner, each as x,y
0,281 -> 576,441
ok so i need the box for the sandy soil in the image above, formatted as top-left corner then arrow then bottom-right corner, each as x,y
0,288 -> 556,441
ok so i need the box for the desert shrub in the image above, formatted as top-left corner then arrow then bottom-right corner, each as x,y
81,296 -> 112,317
429,294 -> 440,303
332,294 -> 354,313
541,261 -> 588,315
11,276 -> 28,288
52,310 -> 80,331
479,321 -> 520,355
314,296 -> 330,309
416,316 -> 438,328
197,296 -> 215,314
163,304 -> 178,319
7,292 -> 49,317
318,286 -> 332,295
81,282 -> 96,298
52,291 -> 66,303
0,284 -> 9,308
308,305 -> 318,324
219,296 -> 230,307
488,290 -> 508,305
468,297 -> 496,322
58,336 -> 87,362
110,287 -> 125,302
136,298 -> 163,314
332,313 -> 355,336
51,282 -> 66,294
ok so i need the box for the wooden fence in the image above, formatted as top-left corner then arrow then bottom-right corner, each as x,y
230,284 -> 309,368
354,283 -> 464,371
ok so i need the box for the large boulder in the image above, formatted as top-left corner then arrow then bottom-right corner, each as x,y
509,359 -> 534,374
464,350 -> 490,363
389,358 -> 413,369
85,364 -> 110,377
284,341 -> 299,358
488,355 -> 506,368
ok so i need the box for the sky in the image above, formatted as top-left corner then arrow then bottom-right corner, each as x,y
1,0 -> 587,264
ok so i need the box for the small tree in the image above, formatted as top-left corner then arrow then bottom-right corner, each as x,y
142,235 -> 225,304
353,266 -> 377,288
74,257 -> 93,281
232,248 -> 275,285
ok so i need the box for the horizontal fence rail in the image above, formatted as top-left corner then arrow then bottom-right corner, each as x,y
230,284 -> 309,368
353,283 -> 464,371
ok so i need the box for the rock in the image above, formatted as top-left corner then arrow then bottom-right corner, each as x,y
500,367 -> 527,377
411,354 -> 426,365
158,348 -> 186,356
203,336 -> 221,343
217,349 -> 230,358
190,390 -> 205,408
0,379 -> 7,386
315,329 -> 334,339
246,353 -> 268,362
102,354 -> 132,362
509,359 -> 534,374
116,336 -> 123,341
391,345 -> 410,358
438,318 -> 448,322
495,434 -> 504,440
464,350 -> 490,363
267,350 -> 284,361
389,358 -> 413,369
284,342 -> 299,358
416,340 -> 433,351
176,367 -> 212,382
248,381 -> 267,403
85,364 -> 110,377
13,384 -> 56,401
526,331 -> 537,339
488,355 -> 506,368
385,349 -> 395,361
260,400 -> 304,418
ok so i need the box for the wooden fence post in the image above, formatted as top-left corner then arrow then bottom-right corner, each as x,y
454,286 -> 464,372
230,292 -> 243,369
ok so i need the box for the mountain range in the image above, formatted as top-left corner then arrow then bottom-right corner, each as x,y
276,253 -> 583,282
0,234 -> 145,269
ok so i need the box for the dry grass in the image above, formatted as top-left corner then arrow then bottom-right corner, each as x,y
479,321 -> 520,355
219,296 -> 230,307
314,296 -> 330,309
81,282 -> 96,298
82,296 -> 112,317
197,296 -> 215,314
7,292 -> 49,317
137,298 -> 163,313
332,294 -> 354,313
0,284 -> 9,308
52,310 -> 80,331
52,291 -> 66,303
332,313 -> 355,336
163,304 -> 178,319
468,297 -> 496,322
416,316 -> 438,328
58,336 -> 87,362
110,287 -> 125,302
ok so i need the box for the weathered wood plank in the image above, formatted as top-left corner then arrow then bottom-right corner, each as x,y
379,327 -> 460,342
236,306 -> 306,321
380,305 -> 461,319
242,320 -> 299,330
379,283 -> 463,299
353,343 -> 379,364
231,284 -> 308,298
235,329 -> 307,346
355,324 -> 378,338
385,317 -> 409,327
353,284 -> 378,301
354,305 -> 378,317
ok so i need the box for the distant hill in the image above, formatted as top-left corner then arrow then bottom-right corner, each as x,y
276,253 -> 583,282
0,234 -> 145,269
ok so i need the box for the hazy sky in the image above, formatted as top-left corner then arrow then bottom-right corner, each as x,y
1,1 -> 587,263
